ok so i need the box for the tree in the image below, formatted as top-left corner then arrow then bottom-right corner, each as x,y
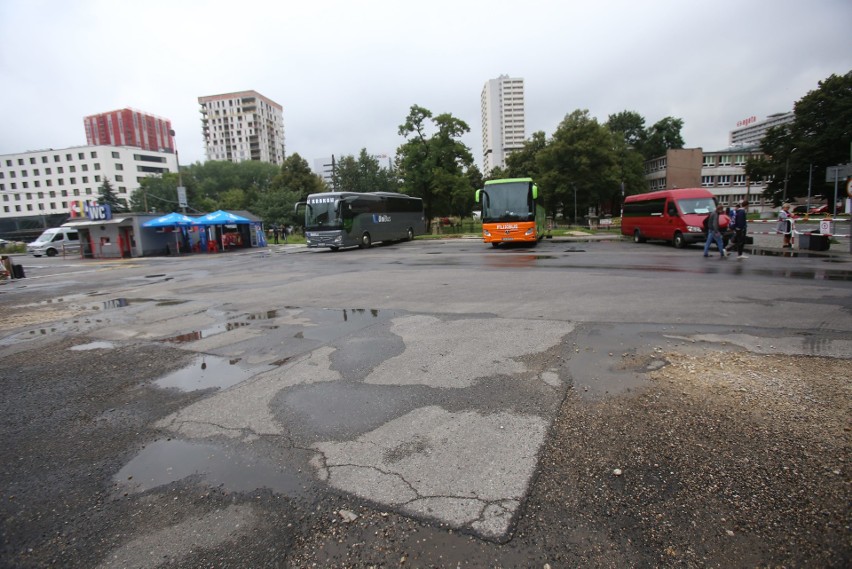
270,153 -> 326,201
331,149 -> 399,193
760,71 -> 852,203
536,110 -> 621,220
129,173 -> 185,213
504,131 -> 547,180
606,110 -> 647,150
643,117 -> 685,159
98,178 -> 127,213
396,105 -> 475,227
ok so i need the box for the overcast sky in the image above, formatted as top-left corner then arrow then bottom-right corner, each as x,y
1,0 -> 850,170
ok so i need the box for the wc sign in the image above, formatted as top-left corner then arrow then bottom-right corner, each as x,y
84,201 -> 113,221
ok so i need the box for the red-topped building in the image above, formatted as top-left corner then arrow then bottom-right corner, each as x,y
83,109 -> 174,153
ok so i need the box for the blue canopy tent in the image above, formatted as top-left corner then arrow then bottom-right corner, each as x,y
195,210 -> 251,225
143,212 -> 196,254
194,210 -> 252,251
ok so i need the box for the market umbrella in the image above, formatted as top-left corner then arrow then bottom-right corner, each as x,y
194,210 -> 251,225
142,212 -> 195,227
143,212 -> 196,254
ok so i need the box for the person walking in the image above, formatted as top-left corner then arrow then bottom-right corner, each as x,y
777,203 -> 792,248
272,226 -> 280,245
703,205 -> 727,258
731,200 -> 749,259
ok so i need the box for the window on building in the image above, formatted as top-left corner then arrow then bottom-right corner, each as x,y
21,170 -> 27,176
22,182 -> 28,188
58,179 -> 64,185
41,156 -> 48,163
734,174 -> 746,186
53,155 -> 60,162
65,154 -> 72,161
85,188 -> 93,195
115,163 -> 123,171
94,163 -> 101,170
703,156 -> 716,167
29,157 -> 36,164
45,167 -> 51,175
95,175 -> 101,182
111,151 -> 120,159
57,166 -> 63,174
734,155 -> 746,166
91,151 -> 97,158
718,175 -> 731,186
78,152 -> 84,159
69,165 -> 76,172
61,190 -> 67,197
82,164 -> 88,171
34,181 -> 40,188
17,158 -> 24,165
73,189 -> 80,196
719,156 -> 732,166
46,180 -> 52,187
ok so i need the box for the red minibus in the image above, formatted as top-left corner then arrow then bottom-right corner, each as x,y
621,188 -> 716,248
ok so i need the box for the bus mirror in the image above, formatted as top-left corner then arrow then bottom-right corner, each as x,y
532,185 -> 539,200
295,202 -> 306,213
475,189 -> 481,203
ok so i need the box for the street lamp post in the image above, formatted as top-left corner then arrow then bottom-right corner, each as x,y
782,147 -> 797,203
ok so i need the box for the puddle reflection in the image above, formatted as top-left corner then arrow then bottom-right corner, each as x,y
154,355 -> 271,392
114,439 -> 306,495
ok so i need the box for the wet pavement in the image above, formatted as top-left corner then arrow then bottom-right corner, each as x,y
1,237 -> 850,566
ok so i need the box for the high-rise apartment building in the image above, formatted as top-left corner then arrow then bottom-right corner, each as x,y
481,75 -> 526,175
84,109 -> 174,153
198,90 -> 285,165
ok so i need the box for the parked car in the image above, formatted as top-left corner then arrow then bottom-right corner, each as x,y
809,205 -> 829,214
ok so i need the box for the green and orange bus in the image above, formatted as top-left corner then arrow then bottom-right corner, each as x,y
475,178 -> 546,247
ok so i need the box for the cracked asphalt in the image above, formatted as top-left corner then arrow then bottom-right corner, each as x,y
1,238 -> 850,567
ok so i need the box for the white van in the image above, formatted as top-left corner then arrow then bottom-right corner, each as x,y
27,227 -> 80,257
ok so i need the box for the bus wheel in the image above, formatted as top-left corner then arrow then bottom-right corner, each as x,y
673,232 -> 686,248
359,233 -> 372,249
633,229 -> 645,243
406,228 -> 414,241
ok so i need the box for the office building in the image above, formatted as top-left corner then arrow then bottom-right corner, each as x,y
643,147 -> 772,212
730,112 -> 794,147
199,90 -> 285,165
84,109 -> 174,153
0,145 -> 178,221
481,75 -> 526,175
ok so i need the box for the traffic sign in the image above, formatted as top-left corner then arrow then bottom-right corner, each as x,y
825,164 -> 851,183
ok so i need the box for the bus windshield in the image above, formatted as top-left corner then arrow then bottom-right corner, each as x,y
481,181 -> 533,222
677,197 -> 716,215
305,198 -> 341,229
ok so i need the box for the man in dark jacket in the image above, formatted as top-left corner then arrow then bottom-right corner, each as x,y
730,201 -> 749,259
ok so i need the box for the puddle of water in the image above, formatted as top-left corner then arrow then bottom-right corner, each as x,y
154,355 -> 271,392
70,341 -> 115,351
300,308 -> 387,342
160,321 -> 251,344
114,439 -> 305,495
